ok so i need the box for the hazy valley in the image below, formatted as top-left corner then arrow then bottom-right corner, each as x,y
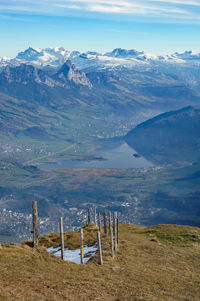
0,47 -> 200,242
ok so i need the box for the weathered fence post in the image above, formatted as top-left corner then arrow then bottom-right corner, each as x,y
114,215 -> 118,250
113,212 -> 116,242
32,201 -> 38,248
110,226 -> 114,259
98,212 -> 101,231
88,208 -> 91,225
117,217 -> 119,245
94,207 -> 97,226
103,212 -> 107,234
97,231 -> 103,265
80,228 -> 84,264
109,211 -> 112,235
59,217 -> 65,260
113,212 -> 115,227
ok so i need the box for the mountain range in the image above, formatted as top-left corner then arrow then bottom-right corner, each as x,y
0,46 -> 200,148
0,54 -> 199,109
0,46 -> 199,148
0,47 -> 200,110
1,47 -> 200,71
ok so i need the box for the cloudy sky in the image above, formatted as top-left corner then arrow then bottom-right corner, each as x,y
0,0 -> 200,57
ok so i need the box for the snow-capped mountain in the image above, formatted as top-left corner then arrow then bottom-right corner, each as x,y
105,48 -> 145,58
1,47 -> 76,70
1,47 -> 200,73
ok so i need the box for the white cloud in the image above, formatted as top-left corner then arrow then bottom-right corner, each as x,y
151,0 -> 200,6
88,2 -> 191,15
54,4 -> 81,9
89,5 -> 132,14
0,0 -> 200,21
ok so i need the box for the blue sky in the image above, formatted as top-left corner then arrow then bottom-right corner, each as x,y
0,0 -> 200,57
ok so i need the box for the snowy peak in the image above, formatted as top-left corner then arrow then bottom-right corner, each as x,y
172,50 -> 200,61
9,47 -> 76,69
86,51 -> 101,56
1,47 -> 200,72
105,48 -> 144,58
16,47 -> 41,61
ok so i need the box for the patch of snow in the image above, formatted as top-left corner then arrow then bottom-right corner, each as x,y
47,244 -> 97,264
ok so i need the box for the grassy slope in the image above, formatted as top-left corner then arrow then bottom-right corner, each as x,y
0,224 -> 200,301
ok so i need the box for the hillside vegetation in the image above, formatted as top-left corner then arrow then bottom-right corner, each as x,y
0,224 -> 200,301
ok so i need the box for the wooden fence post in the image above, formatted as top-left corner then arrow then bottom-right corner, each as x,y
117,217 -> 119,245
103,212 -> 107,234
80,228 -> 84,264
110,226 -> 114,259
98,212 -> 101,231
94,207 -> 97,226
113,212 -> 116,242
109,211 -> 111,235
32,201 -> 38,248
114,216 -> 118,250
88,208 -> 91,225
113,212 -> 115,227
59,217 -> 65,260
97,231 -> 103,265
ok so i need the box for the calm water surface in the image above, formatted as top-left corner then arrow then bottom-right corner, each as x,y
40,139 -> 153,170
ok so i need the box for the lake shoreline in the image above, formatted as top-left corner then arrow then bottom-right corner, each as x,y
39,139 -> 154,170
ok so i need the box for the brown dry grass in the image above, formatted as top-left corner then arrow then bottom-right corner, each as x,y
38,224 -> 100,249
0,224 -> 200,301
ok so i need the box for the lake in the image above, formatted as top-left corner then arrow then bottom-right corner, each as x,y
40,138 -> 153,170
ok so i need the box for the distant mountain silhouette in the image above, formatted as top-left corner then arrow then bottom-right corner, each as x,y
125,106 -> 200,164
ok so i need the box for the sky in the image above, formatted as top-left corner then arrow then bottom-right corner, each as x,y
0,0 -> 200,57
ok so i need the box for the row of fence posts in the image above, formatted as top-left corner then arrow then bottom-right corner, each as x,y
86,207 -> 119,264
32,202 -> 119,265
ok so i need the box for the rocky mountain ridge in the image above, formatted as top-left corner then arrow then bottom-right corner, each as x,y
1,47 -> 200,96
0,58 -> 199,116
